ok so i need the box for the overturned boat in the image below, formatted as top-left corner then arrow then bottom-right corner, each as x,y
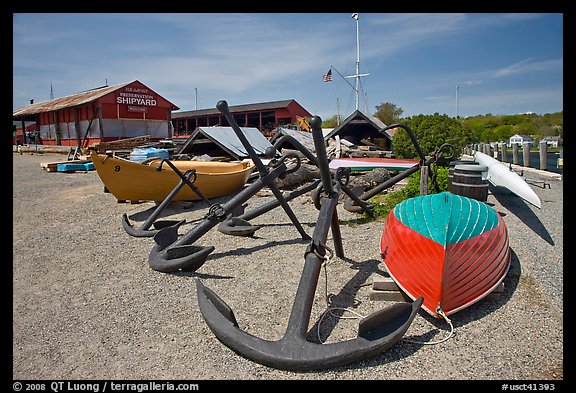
380,191 -> 510,318
90,151 -> 255,203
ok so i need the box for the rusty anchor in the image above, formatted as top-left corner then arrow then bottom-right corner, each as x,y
196,115 -> 423,371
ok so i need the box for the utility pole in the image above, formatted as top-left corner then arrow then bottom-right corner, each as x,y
455,85 -> 459,118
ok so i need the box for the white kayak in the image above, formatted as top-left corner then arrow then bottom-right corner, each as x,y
474,151 -> 541,209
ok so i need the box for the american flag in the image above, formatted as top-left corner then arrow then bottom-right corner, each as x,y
323,69 -> 333,82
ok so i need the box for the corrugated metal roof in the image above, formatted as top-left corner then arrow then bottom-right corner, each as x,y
172,99 -> 297,118
201,126 -> 272,157
177,126 -> 275,160
13,81 -> 134,117
270,127 -> 315,152
13,80 -> 179,118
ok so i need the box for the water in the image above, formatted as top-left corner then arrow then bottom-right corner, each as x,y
495,151 -> 562,174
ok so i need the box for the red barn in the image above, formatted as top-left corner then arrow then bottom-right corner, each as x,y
12,80 -> 179,148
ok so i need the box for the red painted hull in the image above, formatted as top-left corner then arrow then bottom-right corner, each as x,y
380,199 -> 510,318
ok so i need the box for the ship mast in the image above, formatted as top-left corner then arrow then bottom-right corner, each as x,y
347,13 -> 369,111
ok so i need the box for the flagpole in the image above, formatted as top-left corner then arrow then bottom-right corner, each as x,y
324,13 -> 369,115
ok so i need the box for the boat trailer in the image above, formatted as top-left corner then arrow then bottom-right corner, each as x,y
196,114 -> 423,371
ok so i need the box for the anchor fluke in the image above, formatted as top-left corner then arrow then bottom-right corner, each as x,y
217,217 -> 261,237
122,212 -> 185,238
197,278 -> 423,371
149,244 -> 215,273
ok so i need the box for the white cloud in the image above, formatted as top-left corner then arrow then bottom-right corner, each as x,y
491,58 -> 563,78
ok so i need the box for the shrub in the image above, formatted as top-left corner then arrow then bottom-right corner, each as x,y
366,165 -> 449,219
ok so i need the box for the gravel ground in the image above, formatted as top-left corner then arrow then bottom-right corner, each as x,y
13,151 -> 563,382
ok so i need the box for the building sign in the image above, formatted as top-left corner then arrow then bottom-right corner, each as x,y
128,106 -> 147,113
116,87 -> 157,106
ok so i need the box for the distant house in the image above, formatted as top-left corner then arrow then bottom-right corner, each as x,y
541,135 -> 563,148
507,134 -> 534,148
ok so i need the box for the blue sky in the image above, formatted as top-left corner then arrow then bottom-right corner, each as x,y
13,13 -> 563,120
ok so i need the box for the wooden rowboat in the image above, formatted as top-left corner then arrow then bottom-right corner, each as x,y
90,151 -> 255,202
380,191 -> 510,318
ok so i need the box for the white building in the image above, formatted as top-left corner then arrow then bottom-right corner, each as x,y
541,135 -> 563,148
507,134 -> 533,148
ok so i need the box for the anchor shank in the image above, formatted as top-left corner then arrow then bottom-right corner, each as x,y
284,192 -> 339,339
172,165 -> 287,247
239,180 -> 320,221
140,170 -> 196,230
217,100 -> 269,176
309,117 -> 334,195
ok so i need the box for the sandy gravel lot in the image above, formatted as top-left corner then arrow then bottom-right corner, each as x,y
13,151 -> 563,383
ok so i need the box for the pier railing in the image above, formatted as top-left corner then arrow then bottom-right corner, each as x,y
463,142 -> 562,174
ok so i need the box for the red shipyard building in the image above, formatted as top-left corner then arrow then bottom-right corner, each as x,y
12,80 -> 179,147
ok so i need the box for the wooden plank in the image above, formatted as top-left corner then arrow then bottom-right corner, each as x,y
372,275 -> 400,291
369,289 -> 406,302
370,275 -> 405,301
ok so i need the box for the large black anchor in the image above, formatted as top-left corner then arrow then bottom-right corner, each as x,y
147,100 -> 312,273
196,115 -> 423,371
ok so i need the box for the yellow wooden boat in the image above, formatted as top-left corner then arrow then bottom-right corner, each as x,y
90,151 -> 255,202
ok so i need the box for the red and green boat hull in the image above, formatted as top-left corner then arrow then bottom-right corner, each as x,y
380,192 -> 510,318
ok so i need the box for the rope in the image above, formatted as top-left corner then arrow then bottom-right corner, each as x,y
317,254 -> 455,345
317,252 -> 367,344
402,306 -> 455,345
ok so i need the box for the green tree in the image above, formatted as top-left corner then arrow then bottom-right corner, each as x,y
374,102 -> 404,125
321,115 -> 341,128
493,124 -> 515,141
392,113 -> 470,160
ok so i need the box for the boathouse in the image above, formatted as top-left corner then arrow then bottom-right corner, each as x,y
324,110 -> 394,150
171,99 -> 312,138
12,80 -> 179,148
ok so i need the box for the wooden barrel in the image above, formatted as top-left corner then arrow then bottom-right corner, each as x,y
448,160 -> 479,192
451,164 -> 489,202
